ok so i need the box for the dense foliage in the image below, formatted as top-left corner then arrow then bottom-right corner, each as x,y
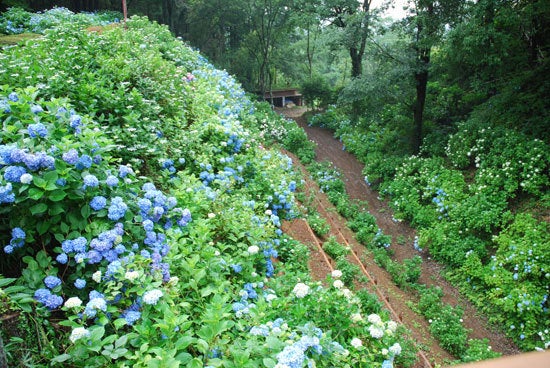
0,11 -> 416,367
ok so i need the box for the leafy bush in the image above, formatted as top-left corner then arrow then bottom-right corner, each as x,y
301,76 -> 334,110
307,213 -> 331,238
322,236 -> 349,260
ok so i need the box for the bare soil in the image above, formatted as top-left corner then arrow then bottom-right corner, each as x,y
278,107 -> 520,367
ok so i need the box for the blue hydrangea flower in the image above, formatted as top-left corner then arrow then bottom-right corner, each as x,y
44,275 -> 62,289
74,278 -> 86,289
61,239 -> 74,253
118,165 -> 133,178
34,288 -> 51,303
28,123 -> 48,138
74,252 -> 86,264
84,297 -> 107,318
4,245 -> 14,254
30,104 -> 43,114
138,198 -> 152,214
108,197 -> 128,221
56,253 -> 68,264
161,159 -> 174,169
3,165 -> 27,183
176,208 -> 192,227
8,92 -> 18,102
276,345 -> 306,368
83,174 -> 99,189
76,155 -> 92,170
62,149 -> 79,165
123,310 -> 141,325
143,219 -> 154,232
12,227 -> 25,240
231,264 -> 242,273
142,182 -> 156,192
43,294 -> 63,310
22,153 -> 41,171
72,237 -> 87,252
0,183 -> 15,203
90,196 -> 107,211
105,175 -> 119,187
56,178 -> 67,187
0,99 -> 10,113
69,114 -> 82,133
87,250 -> 102,264
9,147 -> 25,164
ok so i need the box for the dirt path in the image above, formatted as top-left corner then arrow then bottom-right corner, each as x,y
278,107 -> 520,367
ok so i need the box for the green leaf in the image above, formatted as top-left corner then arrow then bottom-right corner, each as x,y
48,190 -> 67,202
0,278 -> 16,288
81,205 -> 91,220
115,335 -> 128,349
48,205 -> 64,218
174,335 -> 194,351
113,318 -> 128,329
51,354 -> 72,363
28,188 -> 44,200
37,221 -> 50,235
188,358 -> 203,368
30,203 -> 48,215
43,170 -> 59,183
32,176 -> 47,189
60,222 -> 70,233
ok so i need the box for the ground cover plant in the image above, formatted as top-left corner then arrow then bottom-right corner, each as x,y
0,10 -> 411,367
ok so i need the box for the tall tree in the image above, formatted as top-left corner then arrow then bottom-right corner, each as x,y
323,0 -> 374,78
402,0 -> 463,152
244,0 -> 294,95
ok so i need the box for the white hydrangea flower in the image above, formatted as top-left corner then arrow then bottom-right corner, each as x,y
92,270 -> 102,283
143,289 -> 163,305
248,245 -> 260,255
69,327 -> 91,343
125,270 -> 139,281
368,313 -> 382,325
265,293 -> 277,302
389,342 -> 402,356
333,280 -> 344,289
350,337 -> 363,348
20,173 -> 33,184
331,270 -> 342,279
351,313 -> 363,323
64,297 -> 82,308
387,320 -> 398,332
292,282 -> 310,298
369,325 -> 384,339
382,348 -> 389,356
342,288 -> 352,299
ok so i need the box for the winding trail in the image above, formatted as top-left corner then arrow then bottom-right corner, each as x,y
279,107 -> 520,367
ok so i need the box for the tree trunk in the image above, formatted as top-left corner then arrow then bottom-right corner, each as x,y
413,47 -> 430,153
350,47 -> 362,78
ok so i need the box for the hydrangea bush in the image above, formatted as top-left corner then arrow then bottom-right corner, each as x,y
308,97 -> 549,350
0,11 -> 411,368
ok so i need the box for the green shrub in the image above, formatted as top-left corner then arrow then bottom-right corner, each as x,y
322,237 -> 349,260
